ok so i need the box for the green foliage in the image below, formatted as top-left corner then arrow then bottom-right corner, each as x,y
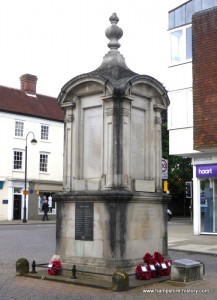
162,122 -> 192,207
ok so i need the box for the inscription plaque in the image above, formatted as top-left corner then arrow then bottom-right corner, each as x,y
75,202 -> 94,241
83,107 -> 102,178
132,108 -> 145,178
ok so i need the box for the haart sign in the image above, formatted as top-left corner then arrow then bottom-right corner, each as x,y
196,164 -> 217,178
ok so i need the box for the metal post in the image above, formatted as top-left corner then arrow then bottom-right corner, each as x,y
71,265 -> 77,279
23,144 -> 28,223
23,132 -> 37,223
155,263 -> 161,278
31,260 -> 37,273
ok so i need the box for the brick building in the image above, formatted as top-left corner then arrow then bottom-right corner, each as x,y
167,0 -> 217,234
0,74 -> 64,221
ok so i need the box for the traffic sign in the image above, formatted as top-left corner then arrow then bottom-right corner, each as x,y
162,158 -> 168,180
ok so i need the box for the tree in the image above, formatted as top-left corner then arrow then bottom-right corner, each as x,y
162,122 -> 193,216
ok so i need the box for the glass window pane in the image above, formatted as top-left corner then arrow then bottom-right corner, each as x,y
170,29 -> 183,64
14,151 -> 23,169
200,179 -> 217,233
41,125 -> 49,140
40,154 -> 48,172
194,0 -> 202,13
186,27 -> 192,60
175,6 -> 185,27
15,121 -> 24,137
169,11 -> 175,30
202,0 -> 214,10
186,1 -> 193,24
14,188 -> 22,194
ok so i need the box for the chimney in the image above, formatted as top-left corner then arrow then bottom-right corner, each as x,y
20,74 -> 38,96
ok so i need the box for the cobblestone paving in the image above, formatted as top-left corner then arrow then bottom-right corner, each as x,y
0,224 -> 217,299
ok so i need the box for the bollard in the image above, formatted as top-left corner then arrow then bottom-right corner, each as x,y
16,258 -> 29,276
112,270 -> 129,292
71,265 -> 77,279
155,263 -> 161,278
31,260 -> 37,273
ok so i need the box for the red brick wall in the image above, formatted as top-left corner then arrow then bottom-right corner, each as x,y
193,7 -> 217,150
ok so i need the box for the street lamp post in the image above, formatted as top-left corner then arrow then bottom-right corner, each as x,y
23,131 -> 37,223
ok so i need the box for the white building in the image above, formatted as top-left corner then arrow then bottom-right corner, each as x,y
168,0 -> 217,235
0,74 -> 64,221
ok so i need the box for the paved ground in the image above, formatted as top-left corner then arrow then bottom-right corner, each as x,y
168,218 -> 217,255
0,219 -> 217,299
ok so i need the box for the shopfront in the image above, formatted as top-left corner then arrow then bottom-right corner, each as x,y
194,163 -> 217,235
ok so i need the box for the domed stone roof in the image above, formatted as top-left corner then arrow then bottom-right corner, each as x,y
89,13 -> 138,92
58,13 -> 169,107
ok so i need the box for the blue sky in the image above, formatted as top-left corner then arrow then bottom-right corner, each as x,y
0,0 -> 184,97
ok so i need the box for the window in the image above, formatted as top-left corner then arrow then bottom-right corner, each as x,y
14,188 -> 22,194
169,1 -> 193,29
170,25 -> 192,65
168,88 -> 193,129
38,193 -> 56,214
40,153 -> 48,172
186,27 -> 192,60
41,125 -> 49,140
14,151 -> 23,170
15,121 -> 24,137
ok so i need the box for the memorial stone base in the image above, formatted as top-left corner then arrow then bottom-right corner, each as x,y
55,191 -> 168,275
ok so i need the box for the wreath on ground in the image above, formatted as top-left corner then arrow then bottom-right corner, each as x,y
136,251 -> 172,280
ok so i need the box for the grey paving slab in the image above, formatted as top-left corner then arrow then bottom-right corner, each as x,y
0,220 -> 217,299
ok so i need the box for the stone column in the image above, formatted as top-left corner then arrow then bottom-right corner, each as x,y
154,104 -> 165,192
62,101 -> 75,191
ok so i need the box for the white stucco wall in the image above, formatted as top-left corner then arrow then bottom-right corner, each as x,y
169,127 -> 201,156
0,112 -> 63,180
0,111 -> 64,220
167,63 -> 192,92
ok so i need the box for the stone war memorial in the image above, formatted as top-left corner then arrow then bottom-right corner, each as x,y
55,13 -> 170,277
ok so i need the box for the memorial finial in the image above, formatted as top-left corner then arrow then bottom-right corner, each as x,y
105,13 -> 123,51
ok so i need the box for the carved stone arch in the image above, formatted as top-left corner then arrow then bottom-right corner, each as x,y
126,75 -> 170,108
58,76 -> 114,106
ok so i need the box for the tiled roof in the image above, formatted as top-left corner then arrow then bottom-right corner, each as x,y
0,85 -> 64,122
